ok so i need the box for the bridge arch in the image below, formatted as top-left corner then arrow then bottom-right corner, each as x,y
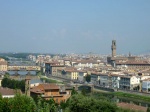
73,84 -> 94,92
78,85 -> 92,93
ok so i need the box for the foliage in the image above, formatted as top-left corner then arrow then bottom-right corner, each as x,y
85,74 -> 91,83
64,94 -> 117,112
147,107 -> 150,112
36,71 -> 43,76
0,94 -> 58,112
1,77 -> 25,92
36,96 -> 57,112
9,94 -> 37,112
113,92 -> 150,102
60,100 -> 70,110
0,94 -> 36,112
4,72 -> 10,78
81,88 -> 87,96
91,92 -> 113,102
71,87 -> 78,95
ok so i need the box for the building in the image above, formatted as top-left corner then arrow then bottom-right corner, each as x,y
72,60 -> 99,68
78,71 -> 87,82
107,40 -> 140,67
111,40 -> 116,57
91,72 -> 109,86
91,72 -> 100,85
0,58 -> 7,71
116,61 -> 150,70
57,67 -> 79,80
119,75 -> 140,90
109,74 -> 121,89
30,83 -> 71,104
64,70 -> 78,80
45,62 -> 65,75
142,78 -> 150,93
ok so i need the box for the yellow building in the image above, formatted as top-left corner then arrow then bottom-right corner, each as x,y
0,58 -> 8,71
66,70 -> 78,80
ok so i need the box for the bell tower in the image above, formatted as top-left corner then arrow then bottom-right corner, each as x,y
111,40 -> 116,57
25,76 -> 31,96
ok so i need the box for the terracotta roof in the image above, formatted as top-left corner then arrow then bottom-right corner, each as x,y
39,83 -> 59,90
30,83 -> 59,94
116,61 -> 150,65
0,87 -> 20,96
117,102 -> 147,112
74,60 -> 98,64
30,86 -> 45,94
0,61 -> 7,65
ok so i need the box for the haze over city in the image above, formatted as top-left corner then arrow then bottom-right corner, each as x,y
0,0 -> 150,54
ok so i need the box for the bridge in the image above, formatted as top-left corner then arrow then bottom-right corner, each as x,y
8,65 -> 41,71
69,83 -> 94,92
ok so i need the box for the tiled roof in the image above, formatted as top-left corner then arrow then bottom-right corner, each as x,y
116,61 -> 150,65
30,83 -> 59,94
0,61 -> 7,65
0,87 -> 20,96
39,83 -> 59,90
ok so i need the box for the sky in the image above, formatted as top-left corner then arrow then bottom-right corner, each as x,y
0,0 -> 150,55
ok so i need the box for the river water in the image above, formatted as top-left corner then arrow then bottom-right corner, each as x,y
7,70 -> 43,84
93,92 -> 150,108
112,96 -> 150,107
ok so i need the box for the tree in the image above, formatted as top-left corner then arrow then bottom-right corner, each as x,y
65,94 -> 117,112
36,96 -> 57,112
71,87 -> 78,95
4,72 -> 10,78
1,78 -> 25,92
81,88 -> 87,96
8,94 -> 37,112
147,107 -> 150,112
85,74 -> 91,83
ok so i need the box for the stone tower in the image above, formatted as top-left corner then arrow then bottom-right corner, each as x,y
111,40 -> 116,57
25,76 -> 31,96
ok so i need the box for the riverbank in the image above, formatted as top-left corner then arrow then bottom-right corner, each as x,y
93,88 -> 150,105
113,92 -> 150,103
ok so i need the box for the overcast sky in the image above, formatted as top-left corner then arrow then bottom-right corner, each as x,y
0,0 -> 150,54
